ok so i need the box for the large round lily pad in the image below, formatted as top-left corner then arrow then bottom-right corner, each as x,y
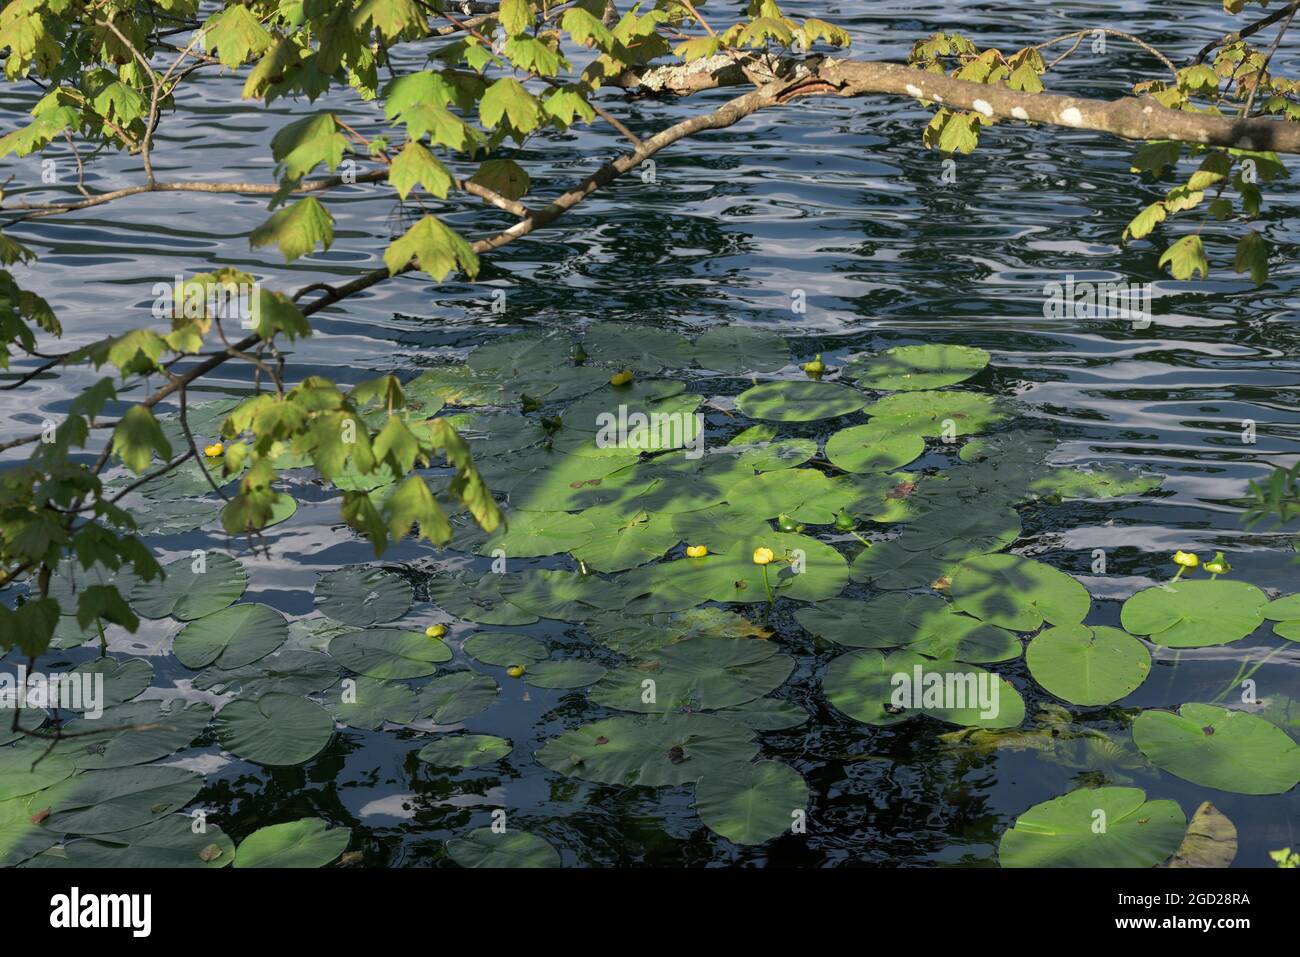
214,693 -> 333,766
693,326 -> 789,374
173,603 -> 287,670
824,422 -> 925,474
329,628 -> 451,679
1132,703 -> 1300,795
863,390 -> 1005,436
129,552 -> 246,620
999,787 -> 1184,868
848,344 -> 990,391
425,571 -> 539,626
1026,625 -> 1151,706
233,817 -> 350,868
323,676 -> 419,730
735,380 -> 865,422
463,632 -> 548,668
42,766 -> 204,834
314,567 -> 412,627
59,700 -> 213,770
417,672 -> 499,724
590,638 -> 792,713
694,760 -> 808,845
418,734 -> 512,768
24,815 -> 234,868
537,714 -> 759,786
1120,580 -> 1266,648
950,554 -> 1090,631
823,649 -> 1025,728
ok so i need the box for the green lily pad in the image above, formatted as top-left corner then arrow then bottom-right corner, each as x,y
67,657 -> 152,710
823,649 -> 1025,728
214,693 -> 334,766
42,766 -> 204,834
724,467 -> 856,524
864,390 -> 1005,437
849,539 -> 958,590
522,660 -> 607,689
234,818 -> 350,868
692,327 -> 789,374
1120,580 -> 1266,648
425,571 -> 539,626
569,507 -> 678,572
58,700 -> 213,770
173,603 -> 287,670
670,505 -> 771,551
694,760 -> 808,845
824,422 -> 925,474
498,569 -> 631,621
476,509 -> 596,558
1026,625 -> 1152,706
899,506 -> 1022,559
735,380 -> 866,422
0,740 -> 75,800
1132,703 -> 1300,795
129,552 -> 247,620
24,815 -> 234,868
322,676 -> 419,730
537,713 -> 759,786
650,532 -> 848,604
999,787 -> 1184,868
950,554 -> 1090,631
717,698 -> 809,731
592,638 -> 791,713
736,439 -> 818,472
417,672 -> 499,724
468,330 -> 573,374
463,632 -> 548,668
329,628 -> 451,679
795,593 -> 950,648
847,344 -> 990,391
194,650 -> 341,698
418,734 -> 512,768
314,567 -> 412,627
583,321 -> 694,372
446,828 -> 560,868
0,793 -> 60,865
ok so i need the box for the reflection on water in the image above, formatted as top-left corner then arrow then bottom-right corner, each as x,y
1,0 -> 1297,865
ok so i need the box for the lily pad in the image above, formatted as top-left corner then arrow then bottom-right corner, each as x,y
417,672 -> 499,724
59,700 -> 213,770
694,760 -> 808,845
717,697 -> 809,731
950,554 -> 1090,631
322,677 -> 419,730
468,330 -> 573,374
537,713 -> 759,786
1120,580 -> 1266,648
42,766 -> 204,834
522,660 -> 607,689
583,321 -> 694,372
592,637 -> 791,713
67,657 -> 152,710
1132,702 -> 1300,795
24,815 -> 234,868
824,423 -> 925,474
463,632 -> 548,668
847,344 -> 990,391
173,603 -> 287,670
1026,625 -> 1152,706
194,650 -> 341,698
724,468 -> 856,524
476,509 -> 596,558
998,787 -> 1184,868
425,571 -> 539,626
736,439 -> 818,472
446,828 -> 560,868
233,818 -> 350,868
214,693 -> 334,766
650,532 -> 848,605
1167,801 -> 1238,869
823,649 -> 1025,728
735,380 -> 865,422
418,734 -> 512,768
329,628 -> 451,679
693,326 -> 789,374
850,540 -> 958,591
864,390 -> 1005,438
314,567 -> 412,627
899,506 -> 1022,559
0,793 -> 60,865
0,740 -> 75,800
569,508 -> 678,572
129,552 -> 247,620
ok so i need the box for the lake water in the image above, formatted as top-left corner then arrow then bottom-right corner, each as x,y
1,0 -> 1297,866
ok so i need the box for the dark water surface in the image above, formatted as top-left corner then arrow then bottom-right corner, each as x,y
2,1 -> 1298,866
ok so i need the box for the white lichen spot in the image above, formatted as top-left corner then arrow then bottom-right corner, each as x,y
1143,105 -> 1153,114
973,99 -> 994,117
1239,137 -> 1254,150
932,93 -> 943,103
905,83 -> 924,98
1011,106 -> 1029,120
1060,107 -> 1084,126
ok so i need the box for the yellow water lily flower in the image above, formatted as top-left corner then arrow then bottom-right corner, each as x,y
425,624 -> 447,639
752,547 -> 775,566
803,355 -> 825,376
1204,551 -> 1231,577
203,442 -> 224,458
1173,550 -> 1199,568
686,544 -> 708,558
609,368 -> 634,386
506,665 -> 525,678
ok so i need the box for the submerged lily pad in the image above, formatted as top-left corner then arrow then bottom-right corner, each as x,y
847,344 -> 990,392
130,552 -> 246,620
418,734 -> 512,768
314,567 -> 412,627
446,828 -> 560,868
735,380 -> 865,422
417,672 -> 499,724
694,760 -> 808,845
591,638 -> 792,713
1167,801 -> 1238,869
693,327 -> 789,374
1120,580 -> 1266,648
214,693 -> 333,766
999,787 -> 1184,868
1026,625 -> 1152,706
537,713 -> 759,786
950,554 -> 1090,631
1132,703 -> 1300,795
234,818 -> 350,868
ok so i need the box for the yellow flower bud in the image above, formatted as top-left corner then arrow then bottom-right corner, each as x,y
752,547 -> 775,566
425,624 -> 447,639
203,442 -> 224,458
506,664 -> 525,678
609,368 -> 634,386
686,544 -> 708,558
1172,550 -> 1199,569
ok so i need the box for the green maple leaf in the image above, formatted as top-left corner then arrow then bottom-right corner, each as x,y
250,197 -> 335,262
204,4 -> 273,69
112,405 -> 173,474
479,77 -> 543,134
1158,235 -> 1209,280
388,140 -> 452,199
383,215 -> 479,280
1234,230 -> 1269,284
271,113 -> 346,181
